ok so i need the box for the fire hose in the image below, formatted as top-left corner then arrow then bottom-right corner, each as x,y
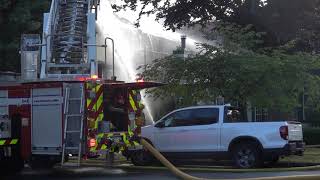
139,139 -> 320,180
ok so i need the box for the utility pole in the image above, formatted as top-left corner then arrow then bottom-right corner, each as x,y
302,86 -> 305,122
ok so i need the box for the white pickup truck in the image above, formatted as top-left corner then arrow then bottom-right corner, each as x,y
134,105 -> 305,168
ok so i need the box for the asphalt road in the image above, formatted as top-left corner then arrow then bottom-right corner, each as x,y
3,167 -> 320,180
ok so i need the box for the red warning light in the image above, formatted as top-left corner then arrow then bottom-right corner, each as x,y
137,79 -> 144,83
77,77 -> 86,81
89,138 -> 96,147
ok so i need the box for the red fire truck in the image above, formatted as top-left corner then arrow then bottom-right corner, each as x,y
0,78 -> 162,171
0,0 -> 163,172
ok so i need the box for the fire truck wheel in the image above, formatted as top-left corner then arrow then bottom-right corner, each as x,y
2,159 -> 24,174
131,149 -> 153,166
11,159 -> 24,173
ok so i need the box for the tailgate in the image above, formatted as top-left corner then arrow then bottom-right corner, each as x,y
288,122 -> 303,141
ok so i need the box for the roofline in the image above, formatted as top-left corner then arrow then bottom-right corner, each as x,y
177,105 -> 229,111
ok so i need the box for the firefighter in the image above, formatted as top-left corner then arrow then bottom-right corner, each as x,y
107,90 -> 127,132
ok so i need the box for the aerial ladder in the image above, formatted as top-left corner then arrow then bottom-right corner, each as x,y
39,0 -> 99,79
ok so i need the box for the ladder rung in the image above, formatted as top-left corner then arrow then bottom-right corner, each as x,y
65,147 -> 79,150
66,114 -> 83,117
68,98 -> 82,101
66,130 -> 81,133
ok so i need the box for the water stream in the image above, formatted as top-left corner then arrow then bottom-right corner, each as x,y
96,0 -> 198,123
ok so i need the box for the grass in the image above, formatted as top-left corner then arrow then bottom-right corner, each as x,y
281,148 -> 320,164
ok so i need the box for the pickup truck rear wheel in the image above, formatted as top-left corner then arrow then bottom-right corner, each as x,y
232,142 -> 262,168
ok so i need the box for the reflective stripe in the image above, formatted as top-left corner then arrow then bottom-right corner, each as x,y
0,139 -> 18,146
129,94 -> 137,111
86,81 -> 104,132
0,140 -> 5,145
95,85 -> 103,111
90,147 -> 97,152
86,98 -> 92,108
133,141 -> 139,146
10,139 -> 18,145
101,144 -> 107,150
121,133 -> 130,145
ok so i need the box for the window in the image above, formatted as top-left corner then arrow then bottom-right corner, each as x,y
255,108 -> 268,122
158,108 -> 219,127
224,107 -> 245,123
191,108 -> 219,125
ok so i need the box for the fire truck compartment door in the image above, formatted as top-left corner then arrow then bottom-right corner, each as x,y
0,90 -> 10,139
32,87 -> 63,155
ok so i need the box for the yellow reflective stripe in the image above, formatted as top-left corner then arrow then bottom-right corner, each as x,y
86,82 -> 93,108
97,133 -> 104,142
86,98 -> 92,108
110,147 -> 114,152
101,144 -> 107,150
129,94 -> 137,111
86,82 -> 93,89
107,133 -> 113,138
91,84 -> 102,112
128,126 -> 134,136
10,139 -> 18,145
94,114 -> 103,129
96,96 -> 103,111
133,141 -> 139,146
121,133 -> 130,145
94,119 -> 99,129
0,140 -> 5,145
95,84 -> 102,93
90,147 -> 97,152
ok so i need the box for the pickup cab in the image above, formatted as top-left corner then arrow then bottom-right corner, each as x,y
136,105 -> 305,168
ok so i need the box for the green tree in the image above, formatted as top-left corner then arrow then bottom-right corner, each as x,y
140,23 -> 320,111
112,0 -> 267,31
113,0 -> 320,48
0,0 -> 50,72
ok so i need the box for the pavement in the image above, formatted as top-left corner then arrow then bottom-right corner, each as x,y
3,166 -> 320,180
2,156 -> 320,180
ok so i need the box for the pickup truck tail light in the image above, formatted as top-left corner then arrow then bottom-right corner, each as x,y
280,126 -> 288,140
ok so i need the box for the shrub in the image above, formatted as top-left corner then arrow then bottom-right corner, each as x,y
303,127 -> 320,145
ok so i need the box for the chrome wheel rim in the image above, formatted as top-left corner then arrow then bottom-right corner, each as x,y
236,148 -> 255,168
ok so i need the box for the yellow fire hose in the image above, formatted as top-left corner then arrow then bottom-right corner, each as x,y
140,139 -> 320,180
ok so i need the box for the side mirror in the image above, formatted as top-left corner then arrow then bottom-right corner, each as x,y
155,121 -> 165,128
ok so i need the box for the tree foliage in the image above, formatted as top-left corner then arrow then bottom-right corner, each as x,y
0,0 -> 50,72
140,24 -> 320,111
113,0 -> 320,49
112,0 -> 267,31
